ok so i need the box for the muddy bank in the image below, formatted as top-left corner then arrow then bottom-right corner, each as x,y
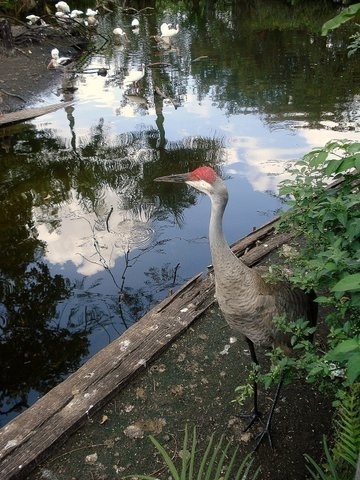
0,23 -> 88,113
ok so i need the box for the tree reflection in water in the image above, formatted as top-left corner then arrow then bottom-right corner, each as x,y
0,121 -> 225,425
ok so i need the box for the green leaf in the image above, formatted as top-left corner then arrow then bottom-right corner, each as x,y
327,338 -> 360,384
336,156 -> 358,173
346,142 -> 360,154
149,435 -> 180,480
328,338 -> 360,359
188,426 -> 197,480
322,3 -> 360,35
331,273 -> 360,292
314,296 -> 331,304
197,433 -> 214,478
309,150 -> 328,167
325,159 -> 342,176
347,354 -> 360,384
180,425 -> 189,480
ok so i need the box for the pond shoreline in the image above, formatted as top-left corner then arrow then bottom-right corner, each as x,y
0,25 -> 87,114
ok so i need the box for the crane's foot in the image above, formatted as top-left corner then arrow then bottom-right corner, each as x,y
238,409 -> 263,432
253,425 -> 273,451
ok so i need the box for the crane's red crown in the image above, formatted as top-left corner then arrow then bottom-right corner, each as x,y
189,166 -> 218,184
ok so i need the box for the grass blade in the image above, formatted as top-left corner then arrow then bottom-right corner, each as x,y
213,439 -> 231,479
149,435 -> 180,480
188,426 -> 197,480
204,434 -> 224,480
180,425 -> 189,480
197,433 -> 214,479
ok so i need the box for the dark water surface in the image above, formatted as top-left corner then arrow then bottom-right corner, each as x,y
0,0 -> 359,426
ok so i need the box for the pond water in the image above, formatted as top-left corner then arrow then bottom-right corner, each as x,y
1,0 -> 359,427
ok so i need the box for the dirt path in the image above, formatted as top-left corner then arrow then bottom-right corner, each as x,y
28,305 -> 332,480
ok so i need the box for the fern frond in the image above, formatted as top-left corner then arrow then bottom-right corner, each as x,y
333,384 -> 360,473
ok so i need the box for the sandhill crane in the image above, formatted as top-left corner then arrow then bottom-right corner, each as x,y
155,165 -> 317,449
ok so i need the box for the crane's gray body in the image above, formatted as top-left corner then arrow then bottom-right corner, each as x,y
189,174 -> 317,349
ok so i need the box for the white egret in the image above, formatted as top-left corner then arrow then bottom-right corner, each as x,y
86,8 -> 98,16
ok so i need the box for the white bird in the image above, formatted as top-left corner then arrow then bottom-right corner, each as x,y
131,18 -> 139,29
55,1 -> 70,13
86,8 -> 98,16
85,15 -> 98,27
55,11 -> 69,21
113,27 -> 128,42
47,48 -> 72,69
123,64 -> 145,88
26,15 -> 40,25
160,22 -> 179,38
70,10 -> 83,19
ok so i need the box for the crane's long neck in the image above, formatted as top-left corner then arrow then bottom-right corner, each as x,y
208,187 -> 249,276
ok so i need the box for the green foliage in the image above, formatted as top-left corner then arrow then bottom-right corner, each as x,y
348,31 -> 360,57
333,384 -> 360,472
233,140 -> 360,452
304,384 -> 360,480
126,426 -> 260,480
275,140 -> 360,390
322,2 -> 360,57
263,139 -> 360,479
327,337 -> 360,385
305,436 -> 344,480
321,3 -> 360,36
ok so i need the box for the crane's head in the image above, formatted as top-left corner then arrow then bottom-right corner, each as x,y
155,166 -> 227,200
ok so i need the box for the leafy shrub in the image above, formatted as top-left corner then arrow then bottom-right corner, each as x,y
275,139 -> 360,392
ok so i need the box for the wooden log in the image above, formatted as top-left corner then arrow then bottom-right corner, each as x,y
0,102 -> 73,126
0,218 -> 292,480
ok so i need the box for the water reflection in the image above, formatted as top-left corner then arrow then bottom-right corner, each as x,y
1,0 -> 359,426
0,119 -> 224,424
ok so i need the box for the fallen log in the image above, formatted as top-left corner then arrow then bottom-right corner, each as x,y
0,101 -> 73,126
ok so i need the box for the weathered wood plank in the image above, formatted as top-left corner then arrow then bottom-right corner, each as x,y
0,102 -> 73,126
0,218 -> 293,480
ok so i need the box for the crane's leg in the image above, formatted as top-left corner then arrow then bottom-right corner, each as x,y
239,337 -> 262,430
240,338 -> 284,450
253,376 -> 284,451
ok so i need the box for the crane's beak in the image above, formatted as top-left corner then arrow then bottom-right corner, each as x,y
154,173 -> 190,183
